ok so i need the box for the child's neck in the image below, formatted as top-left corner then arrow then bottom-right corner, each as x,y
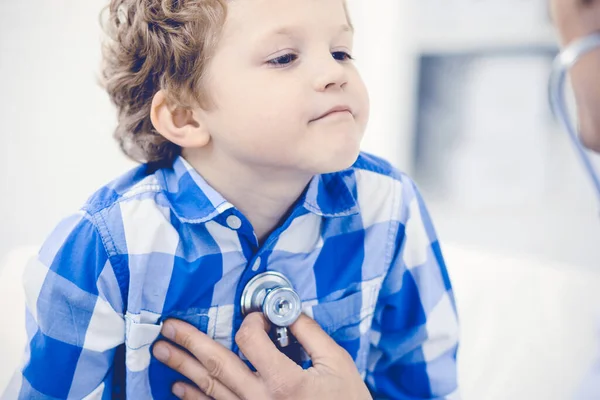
183,149 -> 313,244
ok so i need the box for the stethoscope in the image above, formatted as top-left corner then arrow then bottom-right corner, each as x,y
548,32 -> 600,203
240,271 -> 302,348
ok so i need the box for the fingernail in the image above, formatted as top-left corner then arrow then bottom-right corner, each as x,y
172,383 -> 185,398
153,343 -> 170,362
162,321 -> 175,340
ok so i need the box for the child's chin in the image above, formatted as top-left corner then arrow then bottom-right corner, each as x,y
317,147 -> 361,174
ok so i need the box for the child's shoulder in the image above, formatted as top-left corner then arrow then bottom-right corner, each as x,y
330,152 -> 421,218
81,163 -> 164,216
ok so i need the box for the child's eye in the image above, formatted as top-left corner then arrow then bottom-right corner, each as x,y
332,51 -> 353,61
267,53 -> 298,66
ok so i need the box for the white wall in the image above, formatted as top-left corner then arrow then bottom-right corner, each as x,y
347,0 -> 418,173
0,1 -> 136,263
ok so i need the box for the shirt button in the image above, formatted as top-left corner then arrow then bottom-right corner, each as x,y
226,215 -> 242,230
251,257 -> 261,271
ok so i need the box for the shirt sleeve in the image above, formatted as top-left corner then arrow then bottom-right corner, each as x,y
9,211 -> 126,399
366,177 -> 460,399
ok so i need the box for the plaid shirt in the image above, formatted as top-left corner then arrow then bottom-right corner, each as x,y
4,153 -> 459,399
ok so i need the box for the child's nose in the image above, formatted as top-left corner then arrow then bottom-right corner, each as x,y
313,55 -> 348,92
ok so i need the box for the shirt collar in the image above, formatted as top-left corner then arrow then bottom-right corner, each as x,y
302,169 -> 360,218
157,156 -> 360,223
157,156 -> 233,223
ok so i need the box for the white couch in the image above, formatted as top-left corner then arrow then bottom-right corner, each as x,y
1,244 -> 599,399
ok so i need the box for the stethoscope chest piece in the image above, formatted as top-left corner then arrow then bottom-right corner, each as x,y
240,271 -> 302,347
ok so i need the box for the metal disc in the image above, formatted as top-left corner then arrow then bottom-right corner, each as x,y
240,271 -> 294,316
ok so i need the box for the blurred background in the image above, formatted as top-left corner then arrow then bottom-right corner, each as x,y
1,1 -> 600,399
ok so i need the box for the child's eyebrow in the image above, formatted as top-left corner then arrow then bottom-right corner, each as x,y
260,24 -> 354,41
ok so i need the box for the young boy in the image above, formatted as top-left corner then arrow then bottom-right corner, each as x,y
5,0 -> 459,398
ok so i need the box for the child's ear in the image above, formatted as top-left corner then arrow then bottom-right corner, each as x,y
150,90 -> 210,148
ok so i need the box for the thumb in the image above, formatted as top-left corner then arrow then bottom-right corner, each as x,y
236,312 -> 299,377
288,314 -> 344,361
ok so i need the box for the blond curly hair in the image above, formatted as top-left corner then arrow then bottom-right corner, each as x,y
100,0 -> 227,164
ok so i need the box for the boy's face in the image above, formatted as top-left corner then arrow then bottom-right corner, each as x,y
198,0 -> 369,175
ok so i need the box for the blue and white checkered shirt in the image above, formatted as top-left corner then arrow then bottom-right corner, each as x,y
4,153 -> 459,399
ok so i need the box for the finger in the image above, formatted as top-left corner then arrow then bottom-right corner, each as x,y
171,382 -> 211,400
153,341 -> 240,400
234,312 -> 300,378
288,313 -> 345,361
162,319 -> 264,398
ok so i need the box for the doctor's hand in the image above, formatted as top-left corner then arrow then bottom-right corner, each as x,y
152,312 -> 372,400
